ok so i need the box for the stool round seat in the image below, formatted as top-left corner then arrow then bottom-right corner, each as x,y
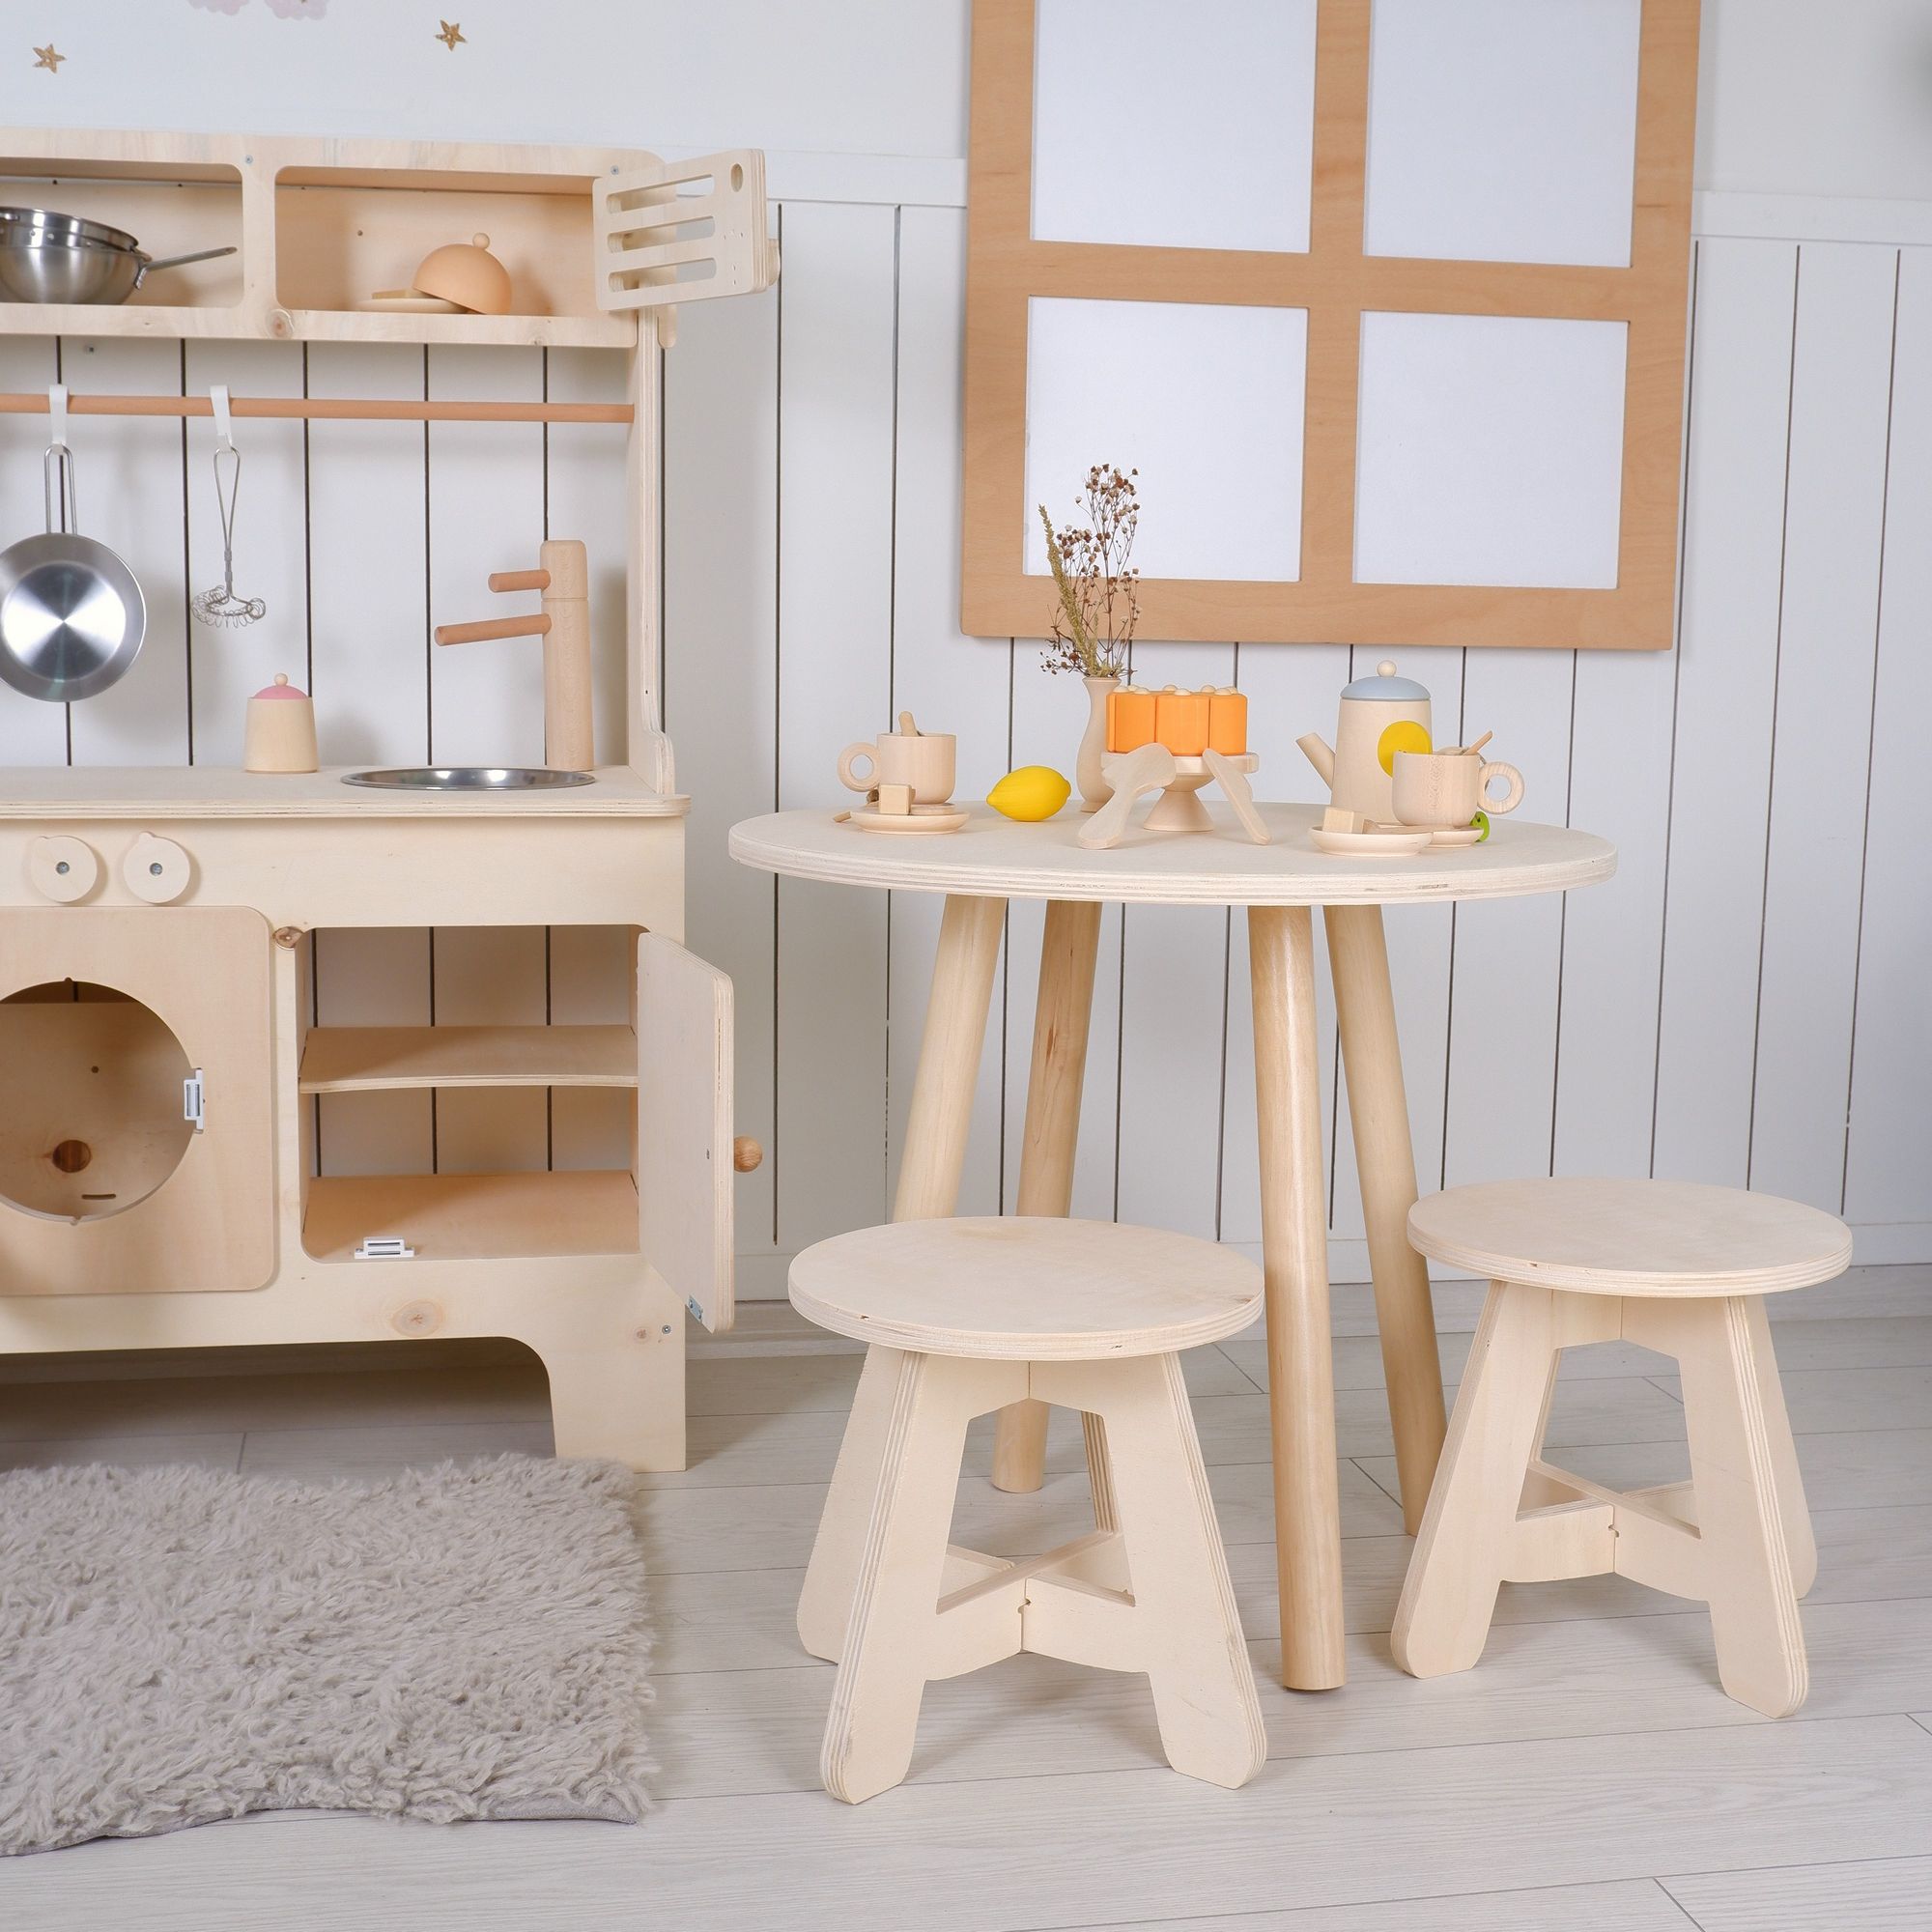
1408,1178 -> 1853,1297
789,1216 -> 1261,1359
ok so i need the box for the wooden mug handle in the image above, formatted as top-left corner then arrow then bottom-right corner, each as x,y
837,742 -> 879,792
1478,760 -> 1524,815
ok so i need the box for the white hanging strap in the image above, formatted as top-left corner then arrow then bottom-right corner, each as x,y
47,383 -> 69,450
210,383 -> 236,453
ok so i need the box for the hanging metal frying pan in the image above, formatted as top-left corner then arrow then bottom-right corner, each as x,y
0,438 -> 146,702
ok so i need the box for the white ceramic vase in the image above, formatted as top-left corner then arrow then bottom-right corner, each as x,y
1077,673 -> 1119,813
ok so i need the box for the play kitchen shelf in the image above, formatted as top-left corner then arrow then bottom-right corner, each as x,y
0,127 -> 777,1473
297,1024 -> 639,1094
0,128 -> 770,348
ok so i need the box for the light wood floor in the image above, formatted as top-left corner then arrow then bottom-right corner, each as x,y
3,1267 -> 1930,1929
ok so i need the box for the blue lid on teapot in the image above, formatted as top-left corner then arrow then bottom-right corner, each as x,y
1342,658 -> 1430,701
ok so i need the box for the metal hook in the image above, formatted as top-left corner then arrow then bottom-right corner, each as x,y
42,443 -> 76,536
43,387 -> 74,534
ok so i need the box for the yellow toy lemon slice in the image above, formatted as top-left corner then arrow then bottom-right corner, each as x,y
1378,719 -> 1432,774
987,765 -> 1072,822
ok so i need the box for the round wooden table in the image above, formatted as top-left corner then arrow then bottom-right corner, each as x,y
730,800 -> 1616,1689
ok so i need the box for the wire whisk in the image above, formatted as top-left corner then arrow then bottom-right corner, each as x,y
191,389 -> 265,629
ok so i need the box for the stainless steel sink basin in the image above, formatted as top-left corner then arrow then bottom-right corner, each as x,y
342,766 -> 595,792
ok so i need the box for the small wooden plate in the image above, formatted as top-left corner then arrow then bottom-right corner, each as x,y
1309,825 -> 1433,857
844,804 -> 969,835
363,291 -> 467,314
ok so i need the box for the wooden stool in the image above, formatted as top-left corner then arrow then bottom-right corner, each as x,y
1394,1179 -> 1853,1719
790,1216 -> 1267,1803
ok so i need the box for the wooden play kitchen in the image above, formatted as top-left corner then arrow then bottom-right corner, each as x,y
0,126 -> 779,1470
733,721 -> 1616,1690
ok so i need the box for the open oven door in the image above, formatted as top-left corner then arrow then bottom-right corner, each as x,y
638,930 -> 736,1334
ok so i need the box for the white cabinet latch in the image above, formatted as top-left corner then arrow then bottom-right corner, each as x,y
354,1236 -> 415,1262
183,1069 -> 206,1132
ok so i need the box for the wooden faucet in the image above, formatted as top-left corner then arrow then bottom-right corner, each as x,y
434,538 -> 595,771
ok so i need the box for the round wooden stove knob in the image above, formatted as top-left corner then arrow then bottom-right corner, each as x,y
124,833 -> 192,905
733,1136 -> 763,1173
28,836 -> 99,904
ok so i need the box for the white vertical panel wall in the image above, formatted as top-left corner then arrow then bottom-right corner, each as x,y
3,204 -> 1926,1286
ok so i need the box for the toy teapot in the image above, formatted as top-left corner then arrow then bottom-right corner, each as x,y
1297,659 -> 1432,824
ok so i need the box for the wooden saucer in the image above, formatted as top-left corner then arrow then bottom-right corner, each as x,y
843,803 -> 969,835
1309,825 -> 1433,857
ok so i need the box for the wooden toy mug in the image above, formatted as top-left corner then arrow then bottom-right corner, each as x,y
1391,750 -> 1523,828
838,714 -> 955,804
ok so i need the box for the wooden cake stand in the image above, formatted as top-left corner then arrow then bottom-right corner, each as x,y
1082,746 -> 1267,847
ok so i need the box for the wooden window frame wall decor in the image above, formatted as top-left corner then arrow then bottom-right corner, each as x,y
960,0 -> 1700,650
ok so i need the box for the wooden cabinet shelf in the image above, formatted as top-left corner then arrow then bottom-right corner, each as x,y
0,303 -> 241,342
0,300 -> 633,350
0,129 -> 648,350
303,1170 -> 639,1264
299,1024 -> 638,1094
280,309 -> 634,350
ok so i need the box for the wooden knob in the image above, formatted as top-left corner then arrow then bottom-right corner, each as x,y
435,613 -> 553,646
732,1136 -> 763,1173
124,833 -> 191,905
29,835 -> 98,904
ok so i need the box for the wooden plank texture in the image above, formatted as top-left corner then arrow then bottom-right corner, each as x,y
774,201 -> 899,1250
1749,242 -> 1898,1208
1843,246 -> 1932,1233
1652,240 -> 1798,1185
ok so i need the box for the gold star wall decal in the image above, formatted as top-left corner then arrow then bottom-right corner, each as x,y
436,20 -> 465,50
33,43 -> 65,72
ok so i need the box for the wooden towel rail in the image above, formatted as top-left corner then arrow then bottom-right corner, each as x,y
0,392 -> 632,426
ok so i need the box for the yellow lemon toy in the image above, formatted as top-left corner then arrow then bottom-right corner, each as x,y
987,765 -> 1071,822
1378,719 -> 1432,774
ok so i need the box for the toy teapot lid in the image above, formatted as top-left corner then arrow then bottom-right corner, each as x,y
412,233 -> 512,316
251,672 -> 309,700
1342,658 -> 1430,701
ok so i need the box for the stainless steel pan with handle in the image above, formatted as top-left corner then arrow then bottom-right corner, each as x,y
0,389 -> 146,702
0,206 -> 236,306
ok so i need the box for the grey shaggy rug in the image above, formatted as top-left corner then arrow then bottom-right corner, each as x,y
0,1454 -> 654,1856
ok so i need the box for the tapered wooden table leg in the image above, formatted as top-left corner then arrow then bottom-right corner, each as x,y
1324,904 -> 1448,1535
1249,904 -> 1346,1690
892,894 -> 1008,1222
992,898 -> 1103,1495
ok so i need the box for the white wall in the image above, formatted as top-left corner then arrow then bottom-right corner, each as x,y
1698,0 -> 1932,202
9,2 -> 971,159
20,0 -> 1932,204
6,6 -> 1930,1289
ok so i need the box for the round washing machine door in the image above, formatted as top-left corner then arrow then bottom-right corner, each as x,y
0,980 -> 195,1221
